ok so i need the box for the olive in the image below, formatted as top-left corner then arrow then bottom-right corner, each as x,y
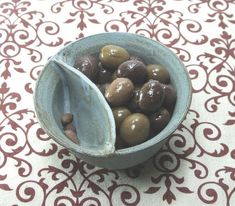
99,45 -> 129,70
117,60 -> 147,84
105,78 -> 134,106
111,70 -> 118,81
64,130 -> 79,144
97,83 -> 110,96
61,113 -> 73,126
149,108 -> 170,134
138,80 -> 165,113
163,84 -> 177,109
112,107 -> 131,129
96,62 -> 112,84
128,87 -> 141,112
74,56 -> 98,80
115,135 -> 127,149
146,64 -> 170,84
120,113 -> 150,146
63,123 -> 76,133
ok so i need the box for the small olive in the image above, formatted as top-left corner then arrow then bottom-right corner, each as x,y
112,107 -> 131,129
61,113 -> 73,126
105,78 -> 134,106
117,60 -> 147,84
96,62 -> 112,84
99,45 -> 130,70
128,87 -> 141,112
63,123 -> 76,133
149,108 -> 170,134
74,56 -> 98,80
163,84 -> 177,109
138,80 -> 165,113
64,130 -> 79,144
120,113 -> 150,146
146,64 -> 170,84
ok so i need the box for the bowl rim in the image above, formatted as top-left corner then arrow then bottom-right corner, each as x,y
34,32 -> 192,157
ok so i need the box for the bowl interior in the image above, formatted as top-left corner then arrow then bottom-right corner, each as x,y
34,32 -> 192,156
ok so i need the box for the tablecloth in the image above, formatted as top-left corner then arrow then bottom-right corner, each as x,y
0,0 -> 235,205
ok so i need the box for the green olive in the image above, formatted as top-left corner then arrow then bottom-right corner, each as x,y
112,107 -> 131,129
120,113 -> 150,146
105,78 -> 134,106
99,45 -> 129,70
146,64 -> 170,84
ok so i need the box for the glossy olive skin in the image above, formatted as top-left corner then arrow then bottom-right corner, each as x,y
149,108 -> 170,134
74,56 -> 98,80
96,62 -> 112,84
61,113 -> 73,126
105,78 -> 134,106
163,84 -> 177,110
117,60 -> 147,84
99,45 -> 129,70
120,113 -> 150,146
129,56 -> 143,62
128,87 -> 141,112
146,64 -> 170,84
138,80 -> 165,113
112,107 -> 131,129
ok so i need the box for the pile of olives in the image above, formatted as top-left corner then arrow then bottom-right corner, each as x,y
63,45 -> 177,148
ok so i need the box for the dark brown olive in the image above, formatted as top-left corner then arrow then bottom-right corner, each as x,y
64,130 -> 79,144
163,84 -> 177,109
149,108 -> 170,134
61,113 -> 73,126
138,80 -> 165,113
74,56 -> 98,80
128,87 -> 141,112
120,113 -> 150,146
64,123 -> 76,133
115,135 -> 127,149
97,83 -> 110,96
112,107 -> 131,129
117,60 -> 147,84
111,70 -> 118,81
105,78 -> 134,106
146,64 -> 170,84
99,45 -> 129,70
96,62 -> 112,84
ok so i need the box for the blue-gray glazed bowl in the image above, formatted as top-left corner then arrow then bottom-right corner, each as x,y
34,32 -> 192,169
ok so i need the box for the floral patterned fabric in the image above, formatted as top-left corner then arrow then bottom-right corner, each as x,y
0,0 -> 235,205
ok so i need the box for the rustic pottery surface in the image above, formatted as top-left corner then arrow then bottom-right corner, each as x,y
0,0 -> 235,205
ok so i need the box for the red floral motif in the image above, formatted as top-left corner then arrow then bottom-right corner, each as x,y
145,109 -> 228,203
188,31 -> 235,124
15,148 -> 140,205
0,82 -> 57,181
51,0 -> 117,39
189,0 -> 235,29
0,0 -> 63,79
198,166 -> 235,206
105,0 -> 208,62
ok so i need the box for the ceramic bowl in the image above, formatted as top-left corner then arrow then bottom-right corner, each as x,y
34,32 -> 192,169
